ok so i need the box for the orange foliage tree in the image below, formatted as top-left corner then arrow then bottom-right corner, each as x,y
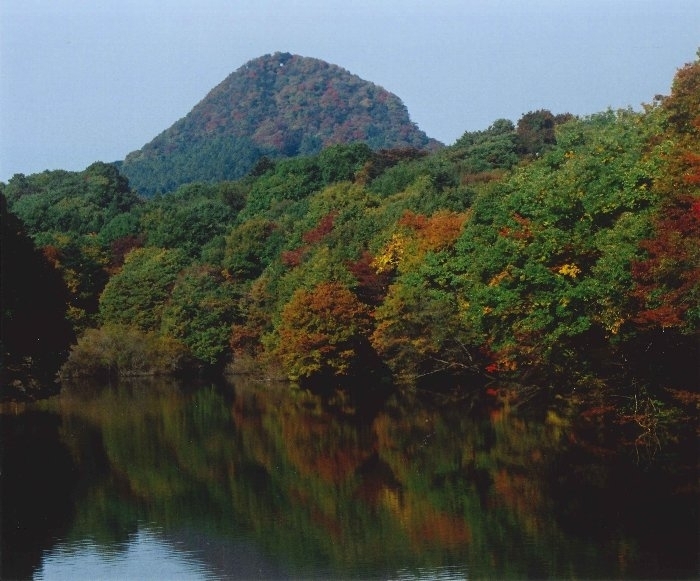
274,281 -> 373,381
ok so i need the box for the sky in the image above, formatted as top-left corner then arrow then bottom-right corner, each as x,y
1,0 -> 698,182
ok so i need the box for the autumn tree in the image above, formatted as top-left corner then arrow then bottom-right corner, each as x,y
369,209 -> 472,382
274,281 -> 373,382
371,271 -> 472,383
38,233 -> 110,330
627,56 -> 700,389
632,56 -> 700,333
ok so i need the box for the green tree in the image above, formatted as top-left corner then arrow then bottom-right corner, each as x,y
447,108 -> 664,379
99,247 -> 188,331
317,142 -> 373,183
5,162 -> 141,239
160,265 -> 239,365
453,118 -> 519,173
223,218 -> 282,279
140,182 -> 240,259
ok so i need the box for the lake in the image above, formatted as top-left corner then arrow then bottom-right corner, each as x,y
1,377 -> 697,580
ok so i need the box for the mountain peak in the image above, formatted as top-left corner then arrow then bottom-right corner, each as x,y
120,53 -> 441,195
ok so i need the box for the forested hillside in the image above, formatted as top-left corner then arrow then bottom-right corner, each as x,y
119,53 -> 440,196
2,56 -> 697,442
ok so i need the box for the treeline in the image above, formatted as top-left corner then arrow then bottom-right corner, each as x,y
2,58 -> 698,421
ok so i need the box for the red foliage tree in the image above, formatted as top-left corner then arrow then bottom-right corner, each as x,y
302,211 -> 337,244
346,251 -> 392,306
631,58 -> 700,332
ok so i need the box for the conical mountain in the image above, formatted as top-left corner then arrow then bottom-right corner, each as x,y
119,52 -> 442,195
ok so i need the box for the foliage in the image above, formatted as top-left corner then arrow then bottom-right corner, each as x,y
631,58 -> 700,333
371,271 -> 471,382
237,155 -> 324,220
447,108 -> 666,379
2,163 -> 142,331
98,247 -> 188,331
222,218 -> 282,279
274,282 -> 373,381
59,325 -> 189,378
452,118 -> 520,173
369,209 -> 473,381
117,135 -> 270,197
39,233 -> 110,330
140,182 -> 242,259
229,275 -> 277,359
4,162 -> 142,240
1,194 -> 74,389
160,265 -> 239,365
516,110 -> 573,156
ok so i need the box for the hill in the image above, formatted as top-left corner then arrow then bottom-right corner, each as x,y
119,52 -> 441,195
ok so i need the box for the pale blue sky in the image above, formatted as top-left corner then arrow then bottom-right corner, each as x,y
1,0 -> 698,182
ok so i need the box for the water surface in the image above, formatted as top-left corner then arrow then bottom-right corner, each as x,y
2,377 -> 697,579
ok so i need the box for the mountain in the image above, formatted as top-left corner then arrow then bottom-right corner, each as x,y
119,52 -> 442,195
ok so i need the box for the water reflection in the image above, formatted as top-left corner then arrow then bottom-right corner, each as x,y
1,377 -> 697,579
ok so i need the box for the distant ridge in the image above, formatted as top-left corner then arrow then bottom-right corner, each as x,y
119,52 -> 442,195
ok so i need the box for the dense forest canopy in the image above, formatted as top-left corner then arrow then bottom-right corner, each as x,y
1,54 -> 698,445
119,53 -> 441,196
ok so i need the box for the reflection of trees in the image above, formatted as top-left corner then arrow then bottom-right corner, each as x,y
34,378 -> 697,579
1,412 -> 79,579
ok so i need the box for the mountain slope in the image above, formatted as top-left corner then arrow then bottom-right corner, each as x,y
119,52 -> 441,195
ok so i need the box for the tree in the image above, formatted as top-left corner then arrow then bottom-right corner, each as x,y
371,272 -> 469,382
222,218 -> 281,279
140,182 -> 240,259
626,56 -> 700,390
39,233 -> 110,330
1,194 -> 74,389
631,57 -> 700,333
99,247 -> 188,331
160,265 -> 239,366
274,282 -> 373,381
317,142 -> 373,183
515,110 -> 572,156
453,118 -> 519,173
5,163 -> 141,239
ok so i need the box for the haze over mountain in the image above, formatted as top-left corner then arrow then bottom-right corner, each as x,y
119,53 -> 441,195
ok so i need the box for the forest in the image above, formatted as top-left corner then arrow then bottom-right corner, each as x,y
1,56 -> 698,448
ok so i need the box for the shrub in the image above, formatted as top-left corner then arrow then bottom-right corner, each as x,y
59,325 -> 189,378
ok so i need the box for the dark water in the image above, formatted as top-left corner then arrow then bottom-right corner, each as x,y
1,378 -> 697,580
